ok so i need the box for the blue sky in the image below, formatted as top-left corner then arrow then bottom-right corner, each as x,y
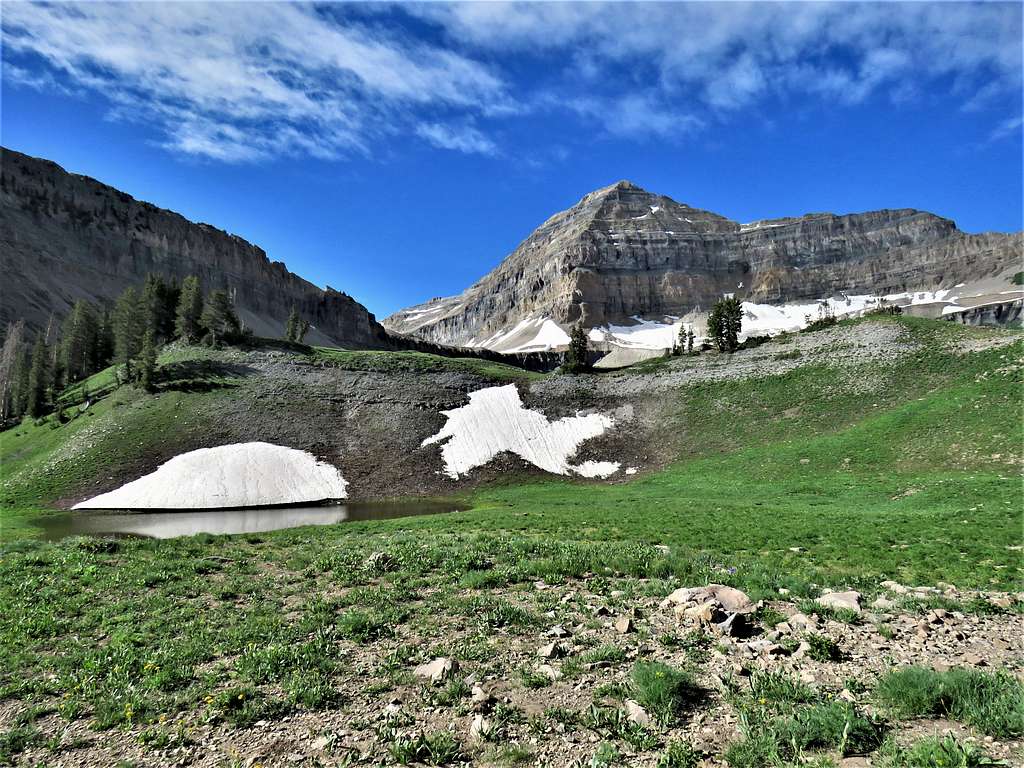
2,2 -> 1022,318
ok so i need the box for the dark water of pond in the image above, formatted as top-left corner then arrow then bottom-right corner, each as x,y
35,500 -> 467,540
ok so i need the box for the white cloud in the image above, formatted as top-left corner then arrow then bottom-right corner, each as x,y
564,94 -> 702,139
416,122 -> 497,155
418,2 -> 1022,112
1,2 -> 510,161
3,2 -> 1020,162
990,115 -> 1023,143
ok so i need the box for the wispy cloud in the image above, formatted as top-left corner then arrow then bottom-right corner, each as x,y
990,115 -> 1023,143
416,2 -> 1022,113
3,2 -> 1020,163
1,2 -> 510,161
415,122 -> 497,155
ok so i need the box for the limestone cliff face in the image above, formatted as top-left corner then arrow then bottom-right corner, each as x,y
385,181 -> 1020,345
0,148 -> 391,348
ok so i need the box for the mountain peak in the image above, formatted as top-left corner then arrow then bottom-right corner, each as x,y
583,179 -> 648,202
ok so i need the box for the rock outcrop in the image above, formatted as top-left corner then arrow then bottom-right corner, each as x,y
385,180 -> 1021,347
0,147 -> 391,348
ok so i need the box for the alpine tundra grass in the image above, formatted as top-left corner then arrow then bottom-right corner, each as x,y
0,317 -> 1021,765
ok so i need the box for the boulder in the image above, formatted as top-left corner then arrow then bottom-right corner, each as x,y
624,699 -> 652,727
817,591 -> 861,613
469,714 -> 492,743
537,641 -> 567,659
414,657 -> 456,684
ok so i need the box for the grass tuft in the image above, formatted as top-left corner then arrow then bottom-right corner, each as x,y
630,662 -> 704,725
875,666 -> 1024,738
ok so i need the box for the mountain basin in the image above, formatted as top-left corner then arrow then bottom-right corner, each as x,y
35,500 -> 467,541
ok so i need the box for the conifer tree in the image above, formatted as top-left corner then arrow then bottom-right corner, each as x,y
26,334 -> 51,418
95,307 -> 115,372
142,274 -> 179,343
114,287 -> 146,381
707,296 -> 743,353
139,329 -> 158,393
285,306 -> 310,343
0,320 -> 26,422
175,276 -> 204,342
60,300 -> 99,384
13,343 -> 30,417
200,289 -> 241,343
564,323 -> 590,373
686,327 -> 695,355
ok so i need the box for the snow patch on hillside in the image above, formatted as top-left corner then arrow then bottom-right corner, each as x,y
590,317 -> 687,349
422,385 -> 617,478
572,460 -> 622,478
470,317 -> 572,353
73,442 -> 348,509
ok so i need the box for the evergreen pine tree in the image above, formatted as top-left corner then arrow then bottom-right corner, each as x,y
285,306 -> 299,342
686,327 -> 695,355
0,320 -> 26,422
60,300 -> 99,384
707,296 -> 743,353
285,306 -> 310,343
564,324 -> 590,373
200,289 -> 241,343
114,287 -> 146,381
175,276 -> 204,342
13,344 -> 30,417
95,307 -> 115,372
26,334 -> 51,418
139,329 -> 158,392
142,274 -> 180,343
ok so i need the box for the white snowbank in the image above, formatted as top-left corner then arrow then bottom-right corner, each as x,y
422,385 -> 617,479
590,316 -> 686,349
73,442 -> 349,509
470,286 -> 975,356
472,317 -> 572,353
572,460 -> 622,478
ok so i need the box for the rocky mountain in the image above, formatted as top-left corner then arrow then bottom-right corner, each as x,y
0,147 -> 391,348
385,181 -> 1021,348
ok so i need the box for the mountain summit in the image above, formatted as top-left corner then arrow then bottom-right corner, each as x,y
384,182 -> 1020,349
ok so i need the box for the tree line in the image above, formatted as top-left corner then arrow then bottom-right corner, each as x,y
0,274 -> 245,425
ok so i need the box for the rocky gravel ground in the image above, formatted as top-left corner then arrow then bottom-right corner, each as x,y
7,577 -> 1021,768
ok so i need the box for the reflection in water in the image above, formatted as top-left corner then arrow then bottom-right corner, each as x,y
37,501 -> 465,541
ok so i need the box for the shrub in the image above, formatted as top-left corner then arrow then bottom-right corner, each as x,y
805,633 -> 843,662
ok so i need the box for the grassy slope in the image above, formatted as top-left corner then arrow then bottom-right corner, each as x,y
313,347 -> 541,381
0,317 -> 1017,592
0,318 -> 1021,761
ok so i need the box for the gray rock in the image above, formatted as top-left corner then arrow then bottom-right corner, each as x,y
623,699 -> 652,727
414,657 -> 457,684
469,714 -> 492,743
817,591 -> 862,613
537,641 -> 567,659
